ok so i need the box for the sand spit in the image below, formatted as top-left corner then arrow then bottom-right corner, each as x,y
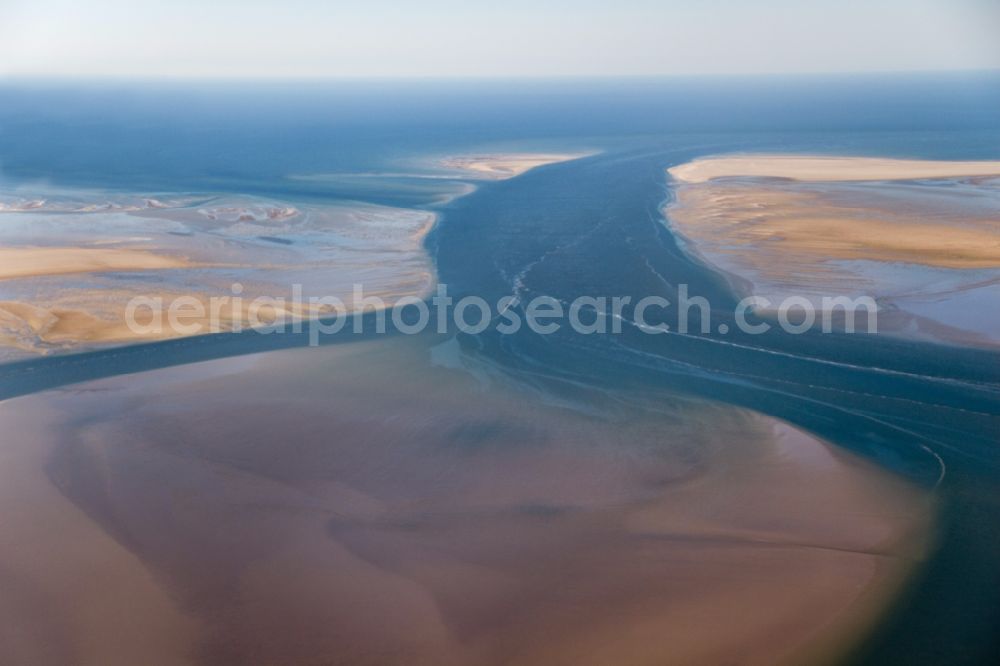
440,153 -> 591,180
668,155 -> 1000,184
0,247 -> 194,280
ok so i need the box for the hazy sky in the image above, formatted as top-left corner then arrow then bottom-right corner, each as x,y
1,0 -> 998,78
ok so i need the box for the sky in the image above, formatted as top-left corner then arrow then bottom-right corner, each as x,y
1,0 -> 998,79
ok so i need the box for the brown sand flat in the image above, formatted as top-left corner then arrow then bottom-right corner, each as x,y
0,399 -> 198,666
0,336 -> 932,665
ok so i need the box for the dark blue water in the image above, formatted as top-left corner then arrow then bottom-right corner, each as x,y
3,73 -> 1000,195
2,74 -> 1000,664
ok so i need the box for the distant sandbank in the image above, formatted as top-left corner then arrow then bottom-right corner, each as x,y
669,155 -> 1000,184
440,152 -> 591,180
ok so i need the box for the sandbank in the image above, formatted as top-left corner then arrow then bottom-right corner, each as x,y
0,195 -> 437,358
668,182 -> 1000,271
665,155 -> 1000,346
441,152 -> 590,180
668,155 -> 1000,183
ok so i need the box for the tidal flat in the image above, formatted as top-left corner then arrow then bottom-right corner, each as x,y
0,334 -> 931,665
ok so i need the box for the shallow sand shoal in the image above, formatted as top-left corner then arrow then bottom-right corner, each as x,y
668,155 -> 1000,183
0,247 -> 194,280
441,153 -> 590,180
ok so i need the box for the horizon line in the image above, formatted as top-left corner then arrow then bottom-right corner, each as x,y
2,68 -> 1000,86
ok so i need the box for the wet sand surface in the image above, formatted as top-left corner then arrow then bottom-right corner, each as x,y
0,334 -> 931,666
0,195 -> 435,359
665,156 -> 1000,346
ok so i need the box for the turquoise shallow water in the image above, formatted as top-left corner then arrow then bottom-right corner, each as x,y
1,74 -> 999,663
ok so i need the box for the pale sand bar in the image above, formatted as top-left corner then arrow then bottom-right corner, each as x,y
669,155 -> 1000,184
441,153 -> 591,180
0,247 -> 193,280
668,182 -> 1000,271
